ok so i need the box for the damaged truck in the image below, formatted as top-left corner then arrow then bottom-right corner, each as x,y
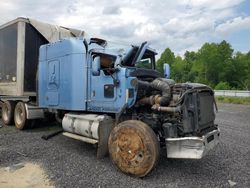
0,17 -> 220,177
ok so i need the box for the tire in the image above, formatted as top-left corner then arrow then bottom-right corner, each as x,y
14,102 -> 30,130
0,101 -> 3,118
108,120 -> 160,177
2,101 -> 16,125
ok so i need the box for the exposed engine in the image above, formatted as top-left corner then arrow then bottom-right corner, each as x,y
127,77 -> 218,145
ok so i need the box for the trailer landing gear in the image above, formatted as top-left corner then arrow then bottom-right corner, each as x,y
108,120 -> 159,177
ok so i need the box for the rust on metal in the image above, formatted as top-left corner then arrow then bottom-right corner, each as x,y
137,95 -> 162,106
108,120 -> 159,177
151,104 -> 181,113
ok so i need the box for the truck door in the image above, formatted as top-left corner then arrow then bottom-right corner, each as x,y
87,53 -> 119,113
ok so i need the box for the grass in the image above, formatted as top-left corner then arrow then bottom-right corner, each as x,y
216,96 -> 250,104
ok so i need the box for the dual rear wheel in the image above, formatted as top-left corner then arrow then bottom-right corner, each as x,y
14,102 -> 30,129
2,101 -> 15,125
1,101 -> 30,130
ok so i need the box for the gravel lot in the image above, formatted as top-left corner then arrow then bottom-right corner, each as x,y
0,103 -> 250,188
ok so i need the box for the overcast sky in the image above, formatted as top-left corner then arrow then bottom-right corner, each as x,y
0,0 -> 250,56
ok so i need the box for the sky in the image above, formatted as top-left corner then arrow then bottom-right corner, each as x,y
0,0 -> 250,56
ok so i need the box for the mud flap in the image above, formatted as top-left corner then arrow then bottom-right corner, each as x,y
97,117 -> 114,159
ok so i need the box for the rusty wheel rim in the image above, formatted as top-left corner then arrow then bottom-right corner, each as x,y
109,120 -> 159,177
116,128 -> 145,166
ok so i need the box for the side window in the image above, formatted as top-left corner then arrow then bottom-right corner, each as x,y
99,54 -> 116,75
100,55 -> 115,69
92,54 -> 117,76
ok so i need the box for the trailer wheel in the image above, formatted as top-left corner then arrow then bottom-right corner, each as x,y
2,101 -> 16,125
14,102 -> 30,130
108,120 -> 159,177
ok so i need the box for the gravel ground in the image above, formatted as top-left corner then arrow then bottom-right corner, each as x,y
0,103 -> 250,188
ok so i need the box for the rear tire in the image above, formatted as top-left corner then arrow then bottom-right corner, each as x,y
108,120 -> 160,177
2,101 -> 16,125
14,102 -> 30,130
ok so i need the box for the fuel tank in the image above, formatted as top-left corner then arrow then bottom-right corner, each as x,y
62,113 -> 114,158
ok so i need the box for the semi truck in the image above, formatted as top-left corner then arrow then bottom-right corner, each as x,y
0,18 -> 220,177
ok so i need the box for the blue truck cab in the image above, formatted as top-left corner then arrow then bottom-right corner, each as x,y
38,38 -> 138,113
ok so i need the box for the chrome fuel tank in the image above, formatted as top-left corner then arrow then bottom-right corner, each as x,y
62,113 -> 114,158
62,113 -> 108,139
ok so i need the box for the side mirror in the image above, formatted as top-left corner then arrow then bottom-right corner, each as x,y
92,56 -> 101,76
163,63 -> 170,79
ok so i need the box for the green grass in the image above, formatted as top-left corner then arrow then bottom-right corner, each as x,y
216,96 -> 250,104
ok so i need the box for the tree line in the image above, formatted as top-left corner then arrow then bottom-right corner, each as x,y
156,40 -> 250,90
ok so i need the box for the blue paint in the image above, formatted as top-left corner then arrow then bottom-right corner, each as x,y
164,64 -> 170,79
38,38 -> 138,113
87,67 -> 137,113
38,38 -> 87,110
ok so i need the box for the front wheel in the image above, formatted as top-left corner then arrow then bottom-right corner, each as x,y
14,102 -> 30,130
108,120 -> 160,177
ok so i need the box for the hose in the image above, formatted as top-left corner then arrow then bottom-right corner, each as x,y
151,104 -> 181,113
137,78 -> 172,106
151,78 -> 171,106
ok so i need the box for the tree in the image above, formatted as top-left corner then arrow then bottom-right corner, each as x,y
157,40 -> 250,90
184,51 -> 197,63
194,41 -> 233,87
171,56 -> 186,82
184,51 -> 196,81
215,82 -> 231,90
156,48 -> 175,73
232,52 -> 250,90
217,40 -> 234,82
